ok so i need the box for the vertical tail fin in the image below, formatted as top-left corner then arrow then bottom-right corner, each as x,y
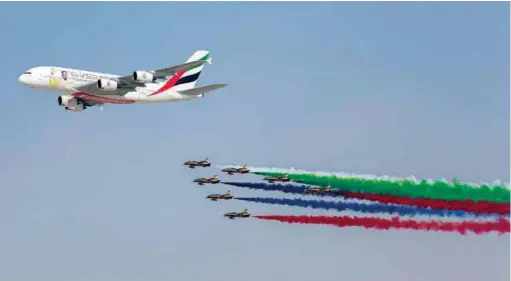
172,50 -> 211,91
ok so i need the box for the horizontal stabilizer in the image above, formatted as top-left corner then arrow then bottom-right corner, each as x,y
178,84 -> 228,96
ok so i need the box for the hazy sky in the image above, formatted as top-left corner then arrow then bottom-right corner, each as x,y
0,2 -> 509,281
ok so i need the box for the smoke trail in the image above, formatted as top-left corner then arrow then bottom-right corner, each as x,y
224,181 -> 510,215
235,197 -> 497,219
340,192 -> 511,215
251,170 -> 510,203
253,215 -> 510,235
237,166 -> 511,188
223,182 -> 309,194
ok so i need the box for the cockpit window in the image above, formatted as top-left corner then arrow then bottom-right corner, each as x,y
24,71 -> 32,75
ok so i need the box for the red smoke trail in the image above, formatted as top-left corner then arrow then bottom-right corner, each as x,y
340,192 -> 510,215
254,215 -> 510,235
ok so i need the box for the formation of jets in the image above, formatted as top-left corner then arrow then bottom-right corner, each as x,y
185,159 -> 330,220
184,158 -> 251,219
18,50 -> 227,112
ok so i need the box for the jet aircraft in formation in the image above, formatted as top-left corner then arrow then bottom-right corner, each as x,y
193,175 -> 221,185
224,209 -> 251,219
184,158 -> 211,168
263,174 -> 291,183
18,50 -> 227,112
206,191 -> 233,201
221,164 -> 250,175
182,161 -> 303,219
304,185 -> 333,195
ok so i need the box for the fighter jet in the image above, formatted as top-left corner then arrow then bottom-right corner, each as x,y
193,175 -> 220,185
206,190 -> 233,201
184,157 -> 211,169
263,174 -> 291,183
224,209 -> 250,219
221,164 -> 250,175
304,185 -> 333,195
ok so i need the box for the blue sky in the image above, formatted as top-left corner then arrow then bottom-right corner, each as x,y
0,2 -> 509,281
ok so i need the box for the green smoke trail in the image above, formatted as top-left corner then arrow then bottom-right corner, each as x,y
253,172 -> 510,203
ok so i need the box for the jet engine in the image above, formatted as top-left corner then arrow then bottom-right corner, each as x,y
58,95 -> 77,107
133,71 -> 155,83
58,95 -> 85,112
97,79 -> 118,91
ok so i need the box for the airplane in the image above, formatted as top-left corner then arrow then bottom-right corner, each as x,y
221,164 -> 250,175
304,185 -> 333,195
193,175 -> 220,185
224,209 -> 250,219
184,157 -> 211,169
18,50 -> 227,112
263,174 -> 291,183
206,190 -> 233,201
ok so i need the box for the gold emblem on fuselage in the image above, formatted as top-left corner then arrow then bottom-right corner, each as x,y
49,77 -> 60,87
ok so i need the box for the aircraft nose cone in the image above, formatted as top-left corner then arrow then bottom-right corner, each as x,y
18,74 -> 27,84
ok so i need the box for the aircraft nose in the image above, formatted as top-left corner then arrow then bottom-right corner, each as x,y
18,74 -> 27,84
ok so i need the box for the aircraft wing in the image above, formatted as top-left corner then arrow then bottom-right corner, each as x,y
178,84 -> 228,96
73,60 -> 211,96
72,94 -> 104,107
74,81 -> 132,96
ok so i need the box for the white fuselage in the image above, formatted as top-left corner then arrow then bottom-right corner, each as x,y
18,66 -> 201,105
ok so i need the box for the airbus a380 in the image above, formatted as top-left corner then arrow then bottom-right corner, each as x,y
18,50 -> 227,112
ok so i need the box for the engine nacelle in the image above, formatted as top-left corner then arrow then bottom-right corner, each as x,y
58,95 -> 77,107
65,103 -> 84,112
58,95 -> 84,112
97,79 -> 118,91
133,71 -> 154,83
